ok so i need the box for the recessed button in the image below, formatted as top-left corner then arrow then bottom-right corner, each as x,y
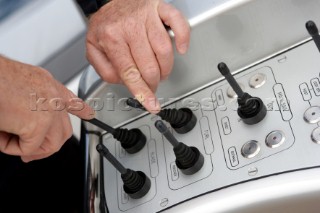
227,83 -> 245,98
249,73 -> 266,89
311,127 -> 320,144
304,106 -> 320,124
266,131 -> 285,148
241,140 -> 260,159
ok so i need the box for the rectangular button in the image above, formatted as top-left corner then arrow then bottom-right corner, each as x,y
311,78 -> 320,96
215,89 -> 225,106
273,84 -> 292,121
170,162 -> 179,181
200,117 -> 214,154
148,139 -> 159,178
221,116 -> 232,135
299,83 -> 312,101
228,147 -> 239,167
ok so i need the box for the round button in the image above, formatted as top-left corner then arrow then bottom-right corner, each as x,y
227,83 -> 245,98
304,106 -> 320,124
249,73 -> 267,89
266,131 -> 285,148
241,140 -> 260,159
311,127 -> 320,144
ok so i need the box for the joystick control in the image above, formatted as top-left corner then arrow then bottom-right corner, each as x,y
86,118 -> 146,154
96,144 -> 151,199
155,120 -> 204,175
126,98 -> 197,134
217,62 -> 267,125
306,20 -> 320,52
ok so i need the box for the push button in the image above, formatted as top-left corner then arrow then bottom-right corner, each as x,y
241,140 -> 260,159
311,127 -> 320,144
249,73 -> 267,89
227,83 -> 244,98
266,131 -> 285,148
304,106 -> 320,124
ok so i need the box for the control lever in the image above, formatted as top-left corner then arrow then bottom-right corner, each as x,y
218,62 -> 267,125
96,144 -> 151,199
126,98 -> 197,134
85,118 -> 146,154
155,120 -> 204,175
306,20 -> 320,52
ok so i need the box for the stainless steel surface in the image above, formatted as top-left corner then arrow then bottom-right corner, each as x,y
79,0 -> 320,212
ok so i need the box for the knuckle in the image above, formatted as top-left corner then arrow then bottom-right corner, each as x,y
144,66 -> 160,79
99,70 -> 120,83
102,26 -> 120,43
121,68 -> 142,84
154,41 -> 173,57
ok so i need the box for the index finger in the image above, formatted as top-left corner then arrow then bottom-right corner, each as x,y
103,42 -> 160,113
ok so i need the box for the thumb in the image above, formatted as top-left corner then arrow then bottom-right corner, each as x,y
57,82 -> 95,120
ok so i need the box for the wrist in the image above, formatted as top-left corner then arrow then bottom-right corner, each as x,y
76,0 -> 111,17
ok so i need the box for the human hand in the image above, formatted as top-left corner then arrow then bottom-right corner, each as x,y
86,0 -> 190,113
0,56 -> 95,162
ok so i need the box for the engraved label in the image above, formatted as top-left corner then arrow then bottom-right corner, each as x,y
311,78 -> 320,96
299,83 -> 312,101
228,147 -> 239,167
221,116 -> 232,135
121,187 -> 129,204
148,139 -> 159,178
200,117 -> 214,154
273,84 -> 292,121
215,89 -> 225,106
170,162 -> 179,181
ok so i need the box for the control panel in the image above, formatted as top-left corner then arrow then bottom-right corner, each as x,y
93,36 -> 320,213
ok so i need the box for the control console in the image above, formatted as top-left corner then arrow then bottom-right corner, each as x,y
80,1 -> 320,211
91,35 -> 320,212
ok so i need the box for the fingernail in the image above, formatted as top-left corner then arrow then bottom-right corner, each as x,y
148,98 -> 160,114
179,43 -> 188,54
135,94 -> 145,104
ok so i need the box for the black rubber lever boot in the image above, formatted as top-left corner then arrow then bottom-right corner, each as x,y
126,98 -> 197,134
173,142 -> 204,175
155,120 -> 204,175
86,118 -> 146,154
96,144 -> 151,199
121,169 -> 151,199
113,128 -> 146,154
